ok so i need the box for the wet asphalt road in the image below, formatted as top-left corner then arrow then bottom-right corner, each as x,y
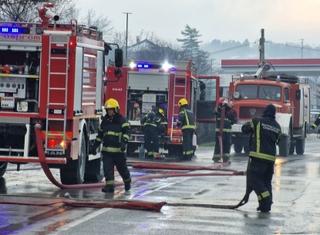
1,135 -> 320,234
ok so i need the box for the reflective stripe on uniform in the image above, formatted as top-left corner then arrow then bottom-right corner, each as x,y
104,131 -> 121,137
161,122 -> 168,125
215,128 -> 231,132
122,123 -> 130,128
102,146 -> 122,153
105,180 -> 114,185
144,123 -> 157,127
183,150 -> 194,155
122,134 -> 129,141
256,122 -> 261,153
182,125 -> 196,130
261,191 -> 270,198
249,151 -> 276,162
96,137 -> 102,142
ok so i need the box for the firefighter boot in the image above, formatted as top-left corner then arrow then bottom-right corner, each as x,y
102,185 -> 115,193
222,154 -> 230,163
124,178 -> 131,191
212,155 -> 221,163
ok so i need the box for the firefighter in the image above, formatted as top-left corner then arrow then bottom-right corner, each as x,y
242,104 -> 281,212
213,98 -> 237,163
157,108 -> 168,138
177,98 -> 196,160
157,108 -> 168,155
92,98 -> 131,193
311,114 -> 320,130
141,106 -> 161,158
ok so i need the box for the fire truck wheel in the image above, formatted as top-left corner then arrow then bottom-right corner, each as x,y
234,144 -> 243,154
295,138 -> 305,155
279,135 -> 290,157
0,162 -> 7,177
84,158 -> 102,183
60,132 -> 87,184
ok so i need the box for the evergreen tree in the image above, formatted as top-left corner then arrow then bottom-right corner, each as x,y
177,25 -> 211,74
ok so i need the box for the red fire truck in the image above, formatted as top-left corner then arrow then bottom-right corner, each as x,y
229,72 -> 310,156
105,61 -> 220,158
0,4 -> 122,184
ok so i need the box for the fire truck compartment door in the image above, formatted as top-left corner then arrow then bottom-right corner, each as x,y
128,72 -> 169,91
275,113 -> 291,136
96,50 -> 104,110
73,47 -> 83,113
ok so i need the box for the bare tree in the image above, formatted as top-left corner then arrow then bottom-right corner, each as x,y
0,0 -> 76,22
81,9 -> 112,35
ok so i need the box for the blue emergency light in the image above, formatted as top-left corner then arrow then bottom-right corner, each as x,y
0,26 -> 29,34
137,63 -> 151,69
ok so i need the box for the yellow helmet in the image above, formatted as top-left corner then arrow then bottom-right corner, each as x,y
105,98 -> 119,110
178,98 -> 188,107
159,108 -> 165,115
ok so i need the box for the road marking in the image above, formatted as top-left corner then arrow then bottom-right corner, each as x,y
52,208 -> 112,234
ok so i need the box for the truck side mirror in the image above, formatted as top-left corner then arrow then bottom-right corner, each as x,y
296,90 -> 301,100
115,48 -> 123,68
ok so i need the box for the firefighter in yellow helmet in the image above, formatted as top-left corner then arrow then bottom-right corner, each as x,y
177,98 -> 196,160
156,107 -> 168,153
92,98 -> 131,193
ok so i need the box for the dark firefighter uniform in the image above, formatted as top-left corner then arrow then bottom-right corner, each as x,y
178,98 -> 196,160
157,108 -> 168,145
93,98 -> 131,193
142,109 -> 161,158
242,104 -> 281,212
213,100 -> 237,163
311,114 -> 320,129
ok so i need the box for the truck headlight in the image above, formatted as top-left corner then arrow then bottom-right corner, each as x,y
17,101 -> 28,112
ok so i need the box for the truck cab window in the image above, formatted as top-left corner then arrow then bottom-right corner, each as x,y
284,88 -> 290,102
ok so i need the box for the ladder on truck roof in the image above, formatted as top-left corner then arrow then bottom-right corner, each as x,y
44,31 -> 71,155
170,69 -> 188,141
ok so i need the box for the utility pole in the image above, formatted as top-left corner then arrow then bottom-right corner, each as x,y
259,28 -> 265,65
300,39 -> 304,58
123,12 -> 132,65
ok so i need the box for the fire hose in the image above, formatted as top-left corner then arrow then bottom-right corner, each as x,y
0,195 -> 166,212
33,124 -> 250,210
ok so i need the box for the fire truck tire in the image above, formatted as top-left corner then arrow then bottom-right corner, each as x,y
60,132 -> 87,184
84,158 -> 102,183
295,138 -> 305,155
0,162 -> 7,177
234,144 -> 243,154
279,135 -> 290,157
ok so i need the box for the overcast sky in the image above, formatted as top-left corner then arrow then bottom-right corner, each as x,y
76,0 -> 320,46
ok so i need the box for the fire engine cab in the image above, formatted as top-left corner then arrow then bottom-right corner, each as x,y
105,61 -> 220,158
0,3 -> 123,184
229,72 -> 310,156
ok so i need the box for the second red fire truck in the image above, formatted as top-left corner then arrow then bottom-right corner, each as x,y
105,61 -> 220,158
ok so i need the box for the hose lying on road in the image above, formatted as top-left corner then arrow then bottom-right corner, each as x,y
129,161 -> 239,173
33,125 -> 249,210
0,195 -> 166,212
35,124 -> 244,190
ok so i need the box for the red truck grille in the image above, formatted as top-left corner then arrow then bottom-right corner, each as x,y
239,107 -> 265,119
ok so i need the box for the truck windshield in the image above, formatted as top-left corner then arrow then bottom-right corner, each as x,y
236,84 -> 281,100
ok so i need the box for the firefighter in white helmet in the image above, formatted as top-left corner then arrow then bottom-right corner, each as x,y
92,98 -> 131,193
177,98 -> 196,160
